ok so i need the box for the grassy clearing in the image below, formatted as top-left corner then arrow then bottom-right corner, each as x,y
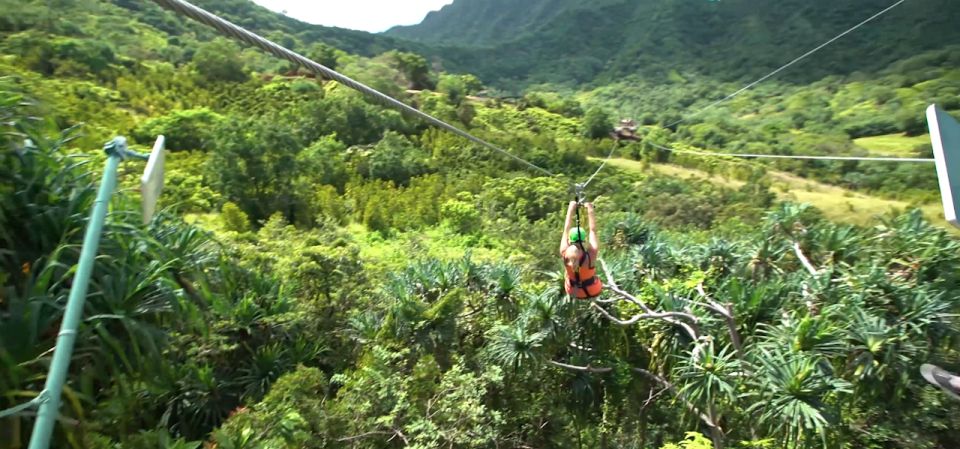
345,224 -> 517,278
602,158 -> 954,231
854,133 -> 931,157
606,157 -> 747,190
767,170 -> 912,225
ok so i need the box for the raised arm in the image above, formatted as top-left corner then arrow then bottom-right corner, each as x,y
586,203 -> 599,252
560,200 -> 577,256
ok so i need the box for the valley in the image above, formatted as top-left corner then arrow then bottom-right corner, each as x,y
2,0 -> 960,448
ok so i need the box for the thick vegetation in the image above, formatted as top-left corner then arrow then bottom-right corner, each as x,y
576,46 -> 960,204
388,0 -> 960,87
1,1 -> 960,449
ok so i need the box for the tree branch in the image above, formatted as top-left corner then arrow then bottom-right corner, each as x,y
548,360 -> 613,373
793,242 -> 818,276
339,429 -> 408,445
598,259 -> 701,340
549,360 -> 722,435
599,259 -> 652,312
590,302 -> 699,326
632,367 -> 720,430
696,283 -> 744,361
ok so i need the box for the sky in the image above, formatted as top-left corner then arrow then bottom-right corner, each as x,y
251,0 -> 455,33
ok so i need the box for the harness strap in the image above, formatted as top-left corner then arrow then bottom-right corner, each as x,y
573,199 -> 584,289
578,250 -> 594,269
569,276 -> 599,288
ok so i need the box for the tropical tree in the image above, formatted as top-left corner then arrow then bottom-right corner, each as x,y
192,38 -> 248,84
583,107 -> 612,139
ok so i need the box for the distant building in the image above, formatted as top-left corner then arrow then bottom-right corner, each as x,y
612,119 -> 640,141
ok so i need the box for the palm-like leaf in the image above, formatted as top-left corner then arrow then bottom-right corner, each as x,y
844,310 -> 913,383
486,263 -> 522,300
485,322 -> 546,370
520,289 -> 571,340
741,238 -> 787,280
813,225 -> 862,266
161,363 -> 237,439
675,341 -> 740,413
238,343 -> 289,400
745,350 -> 850,449
698,237 -> 740,276
346,311 -> 383,345
756,313 -> 847,359
631,238 -> 681,282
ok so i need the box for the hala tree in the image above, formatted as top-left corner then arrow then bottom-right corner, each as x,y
497,204 -> 960,449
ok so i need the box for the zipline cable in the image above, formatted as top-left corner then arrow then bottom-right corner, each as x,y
580,139 -> 620,190
149,0 -> 556,177
666,0 -> 910,128
645,141 -> 934,163
583,0 -> 912,192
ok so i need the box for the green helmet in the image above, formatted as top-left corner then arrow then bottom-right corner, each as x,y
569,227 -> 587,243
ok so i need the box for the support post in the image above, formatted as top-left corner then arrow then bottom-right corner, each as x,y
927,104 -> 960,228
27,139 -> 135,449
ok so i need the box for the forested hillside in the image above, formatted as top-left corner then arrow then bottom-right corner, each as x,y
389,0 -> 960,87
2,0 -> 960,448
386,0 -> 594,47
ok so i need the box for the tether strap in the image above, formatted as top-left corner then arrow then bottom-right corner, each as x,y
572,199 -> 585,294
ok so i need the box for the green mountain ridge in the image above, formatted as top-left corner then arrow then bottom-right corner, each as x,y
388,0 -> 960,87
385,0 -> 609,46
109,0 -> 425,57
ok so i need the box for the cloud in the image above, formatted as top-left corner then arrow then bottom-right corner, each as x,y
252,0 -> 455,33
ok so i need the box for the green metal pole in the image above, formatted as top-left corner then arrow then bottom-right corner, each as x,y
26,147 -> 123,449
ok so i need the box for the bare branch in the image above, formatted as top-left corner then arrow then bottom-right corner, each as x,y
548,360 -> 614,373
793,242 -> 819,276
339,431 -> 396,442
632,368 -> 720,430
596,259 -> 701,340
389,429 -> 409,445
599,259 -> 653,312
696,283 -> 745,361
598,258 -> 621,288
695,284 -> 731,318
590,302 -> 699,326
642,386 -> 670,411
550,359 -> 722,436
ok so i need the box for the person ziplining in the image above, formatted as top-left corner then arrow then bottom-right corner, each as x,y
560,200 -> 603,299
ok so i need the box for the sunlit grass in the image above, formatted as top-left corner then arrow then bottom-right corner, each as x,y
854,133 -> 931,157
346,224 -> 508,277
765,170 -> 910,225
603,157 -> 957,232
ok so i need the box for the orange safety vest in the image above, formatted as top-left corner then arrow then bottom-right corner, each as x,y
564,248 -> 603,299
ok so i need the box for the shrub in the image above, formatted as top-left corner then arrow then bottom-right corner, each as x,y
441,198 -> 481,234
583,107 -> 612,139
659,432 -> 713,449
221,202 -> 250,233
133,108 -> 225,151
192,38 -> 248,84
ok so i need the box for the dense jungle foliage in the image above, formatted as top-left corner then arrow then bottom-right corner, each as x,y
2,0 -> 960,448
388,0 -> 960,86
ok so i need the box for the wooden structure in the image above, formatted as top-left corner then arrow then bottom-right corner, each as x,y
612,118 -> 640,141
